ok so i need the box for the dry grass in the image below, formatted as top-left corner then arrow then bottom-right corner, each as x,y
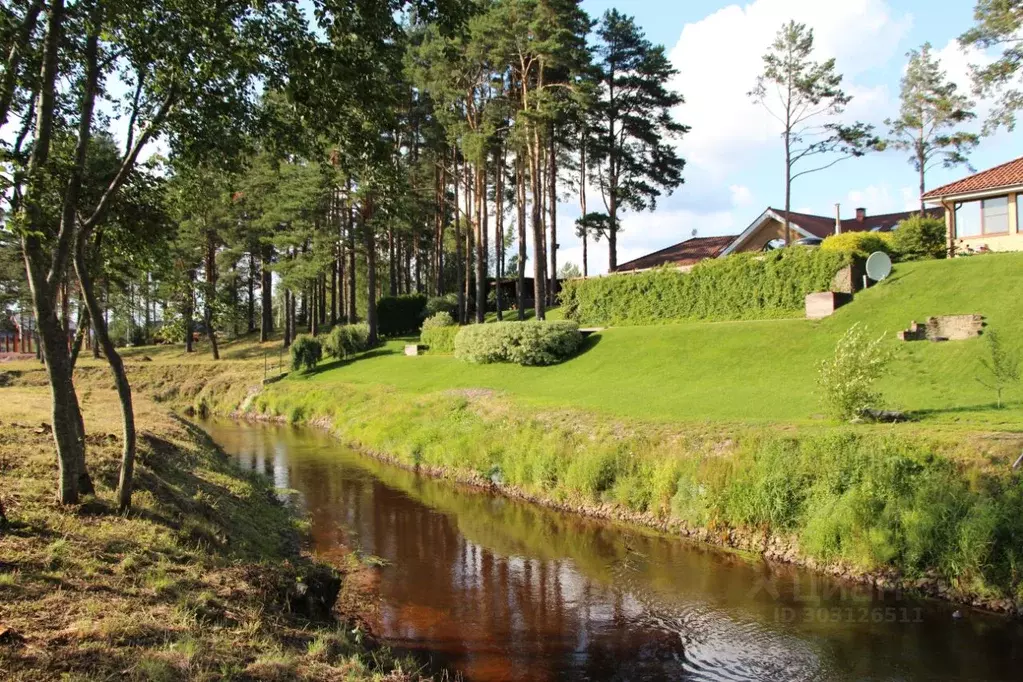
0,372 -> 439,682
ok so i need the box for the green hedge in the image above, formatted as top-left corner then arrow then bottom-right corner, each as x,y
422,326 -> 459,353
560,248 -> 851,326
324,323 -> 371,360
891,215 -> 947,260
454,321 -> 583,366
377,294 -> 427,336
420,312 -> 458,353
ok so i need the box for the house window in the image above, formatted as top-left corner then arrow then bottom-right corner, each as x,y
982,196 -> 1009,234
956,201 -> 981,238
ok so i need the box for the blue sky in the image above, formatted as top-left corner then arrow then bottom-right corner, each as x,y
560,0 -> 1023,274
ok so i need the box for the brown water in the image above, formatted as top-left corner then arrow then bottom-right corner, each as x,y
203,419 -> 1023,681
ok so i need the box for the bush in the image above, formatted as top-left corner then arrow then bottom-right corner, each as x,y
422,326 -> 459,354
421,312 -> 455,331
425,294 -> 458,318
454,321 -> 583,366
290,334 -> 322,372
559,248 -> 851,326
377,294 -> 428,336
818,324 -> 894,420
420,312 -> 458,353
324,324 -> 371,360
891,214 -> 947,260
820,231 -> 896,260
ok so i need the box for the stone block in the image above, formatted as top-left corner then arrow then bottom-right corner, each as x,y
806,292 -> 852,319
404,344 -> 420,357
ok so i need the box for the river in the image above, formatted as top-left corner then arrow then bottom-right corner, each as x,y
201,418 -> 1023,681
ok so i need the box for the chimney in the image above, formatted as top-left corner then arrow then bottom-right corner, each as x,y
835,203 -> 842,235
856,207 -> 866,223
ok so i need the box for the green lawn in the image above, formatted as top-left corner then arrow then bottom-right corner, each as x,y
292,254 -> 1023,428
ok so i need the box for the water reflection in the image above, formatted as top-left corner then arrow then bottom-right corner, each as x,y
204,419 -> 1023,682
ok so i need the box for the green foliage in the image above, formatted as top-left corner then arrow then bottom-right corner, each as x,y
976,329 -> 1021,408
560,248 -> 850,325
425,294 -> 459,318
818,324 -> 894,420
421,312 -> 455,331
960,1 -> 1023,133
376,294 -> 428,337
324,324 -> 371,361
454,321 -> 583,366
821,231 -> 895,259
420,312 -> 458,353
892,215 -> 948,260
289,335 -> 322,372
885,42 -> 978,187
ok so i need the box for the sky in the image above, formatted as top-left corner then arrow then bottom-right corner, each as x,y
556,0 -> 1023,275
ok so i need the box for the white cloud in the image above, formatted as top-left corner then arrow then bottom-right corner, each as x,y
845,185 -> 918,214
730,184 -> 754,207
670,0 -> 912,174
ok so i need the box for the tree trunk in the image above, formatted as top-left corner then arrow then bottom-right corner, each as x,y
74,232 -> 136,510
530,132 -> 546,320
579,129 -> 588,278
364,195 -> 379,345
435,160 -> 445,296
260,244 -> 273,341
516,154 -> 527,320
453,151 -> 466,324
347,181 -> 357,323
463,167 -> 473,321
283,288 -> 292,347
495,146 -> 504,321
475,165 -> 486,324
204,231 -> 219,360
247,252 -> 256,334
387,225 -> 397,296
784,128 -> 792,245
548,130 -> 557,305
184,269 -> 195,353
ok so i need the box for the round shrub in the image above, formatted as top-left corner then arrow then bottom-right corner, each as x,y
820,231 -> 896,260
324,323 -> 371,360
290,334 -> 322,372
891,214 -> 947,260
421,312 -> 455,331
425,294 -> 458,318
454,321 -> 583,366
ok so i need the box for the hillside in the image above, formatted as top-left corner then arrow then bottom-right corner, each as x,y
288,253 -> 1023,427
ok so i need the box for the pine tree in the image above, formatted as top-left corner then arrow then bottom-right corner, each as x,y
749,21 -> 879,244
886,43 -> 979,210
961,0 -> 1023,133
588,9 -> 687,272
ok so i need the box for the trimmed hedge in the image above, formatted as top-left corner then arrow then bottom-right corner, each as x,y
289,334 -> 322,372
560,248 -> 851,326
377,294 -> 427,336
422,326 -> 459,353
324,323 -> 371,360
454,321 -> 583,366
420,312 -> 458,353
821,231 -> 896,260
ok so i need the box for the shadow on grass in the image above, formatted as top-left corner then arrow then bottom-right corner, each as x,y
298,346 -> 399,378
909,400 -> 1021,419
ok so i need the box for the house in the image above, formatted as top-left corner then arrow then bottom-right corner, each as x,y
923,156 -> 1023,254
612,235 -> 737,273
611,206 -> 940,273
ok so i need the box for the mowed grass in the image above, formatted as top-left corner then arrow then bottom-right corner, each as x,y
290,254 -> 1023,427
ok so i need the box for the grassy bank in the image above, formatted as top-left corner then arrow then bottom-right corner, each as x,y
0,373 -> 437,681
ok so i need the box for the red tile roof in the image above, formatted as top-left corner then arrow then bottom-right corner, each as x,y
771,207 -> 943,238
922,157 -> 1023,199
612,235 -> 737,272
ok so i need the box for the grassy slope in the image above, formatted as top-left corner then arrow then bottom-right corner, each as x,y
289,254 -> 1023,428
0,373 -> 432,681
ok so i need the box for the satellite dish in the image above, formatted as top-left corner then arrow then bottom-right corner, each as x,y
865,251 -> 893,281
